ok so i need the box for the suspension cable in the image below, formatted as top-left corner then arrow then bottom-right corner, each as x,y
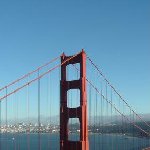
72,64 -> 150,137
86,78 -> 150,136
0,52 -> 81,102
87,55 -> 150,129
0,56 -> 60,92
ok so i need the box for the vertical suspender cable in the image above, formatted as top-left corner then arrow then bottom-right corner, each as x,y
119,97 -> 121,150
133,112 -> 135,148
105,81 -> 108,148
89,83 -> 91,131
15,91 -> 17,150
13,91 -> 16,150
101,88 -> 103,150
98,77 -> 102,150
27,79 -> 30,150
124,102 -> 126,150
46,73 -> 49,149
136,115 -> 139,149
98,87 -> 100,150
122,100 -> 125,150
115,107 -> 117,150
130,109 -> 132,150
38,69 -> 41,150
118,96 -> 120,142
16,88 -> 19,150
101,82 -> 104,150
95,70 -> 98,148
5,87 -> 8,150
49,72 -> 51,150
95,90 -> 98,149
16,90 -> 19,150
111,88 -> 113,150
93,90 -> 95,150
89,82 -> 92,150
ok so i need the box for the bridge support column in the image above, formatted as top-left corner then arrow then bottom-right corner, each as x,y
60,50 -> 89,150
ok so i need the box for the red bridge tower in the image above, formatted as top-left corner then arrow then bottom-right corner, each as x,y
60,50 -> 89,150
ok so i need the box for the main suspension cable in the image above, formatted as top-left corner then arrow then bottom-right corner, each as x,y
0,52 -> 81,102
86,78 -> 150,137
0,56 -> 60,92
87,55 -> 150,130
72,64 -> 150,137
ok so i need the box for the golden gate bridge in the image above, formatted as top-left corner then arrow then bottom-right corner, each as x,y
0,50 -> 150,150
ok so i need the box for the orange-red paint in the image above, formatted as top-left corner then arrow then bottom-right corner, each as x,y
60,50 -> 89,150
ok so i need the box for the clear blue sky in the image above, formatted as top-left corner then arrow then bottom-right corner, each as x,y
0,0 -> 150,114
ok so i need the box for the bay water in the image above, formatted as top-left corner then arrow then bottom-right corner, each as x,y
0,133 -> 150,150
